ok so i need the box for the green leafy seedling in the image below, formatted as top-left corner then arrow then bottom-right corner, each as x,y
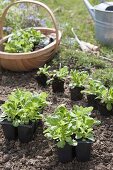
44,104 -> 77,148
69,70 -> 89,88
0,89 -> 49,127
47,66 -> 69,84
72,105 -> 100,141
37,64 -> 51,76
4,28 -> 42,53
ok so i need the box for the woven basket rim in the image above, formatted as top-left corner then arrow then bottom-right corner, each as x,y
0,28 -> 62,59
0,0 -> 62,71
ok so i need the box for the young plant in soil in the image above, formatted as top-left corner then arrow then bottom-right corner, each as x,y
82,79 -> 106,109
72,105 -> 100,161
0,89 -> 49,142
48,66 -> 69,93
44,104 -> 77,163
69,70 -> 89,101
36,64 -> 51,87
44,104 -> 100,162
98,87 -> 113,115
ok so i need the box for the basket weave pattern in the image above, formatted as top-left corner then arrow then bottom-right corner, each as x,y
0,0 -> 61,71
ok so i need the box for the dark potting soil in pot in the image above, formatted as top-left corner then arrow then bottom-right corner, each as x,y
75,139 -> 93,162
1,120 -> 18,141
35,73 -> 48,87
70,86 -> 84,101
52,77 -> 64,93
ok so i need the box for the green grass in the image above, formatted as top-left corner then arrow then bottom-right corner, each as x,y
38,0 -> 113,86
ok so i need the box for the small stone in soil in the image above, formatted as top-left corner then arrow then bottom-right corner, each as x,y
21,158 -> 26,164
28,159 -> 36,165
44,149 -> 53,156
4,162 -> 11,170
3,154 -> 10,163
52,96 -> 57,103
36,155 -> 43,160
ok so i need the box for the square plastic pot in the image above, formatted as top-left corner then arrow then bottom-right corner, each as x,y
52,77 -> 64,93
87,94 -> 98,109
76,140 -> 93,162
18,123 -> 34,143
57,143 -> 73,163
33,120 -> 43,133
70,86 -> 84,101
1,120 -> 18,140
36,73 -> 48,87
97,102 -> 112,116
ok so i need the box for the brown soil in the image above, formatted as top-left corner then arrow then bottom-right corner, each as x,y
0,70 -> 113,170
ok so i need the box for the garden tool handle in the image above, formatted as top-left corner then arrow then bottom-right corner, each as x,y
0,0 -> 59,51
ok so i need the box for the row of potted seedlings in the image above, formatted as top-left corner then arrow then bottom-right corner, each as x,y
36,65 -> 88,98
36,65 -> 113,116
36,65 -> 69,93
0,89 -> 48,143
44,104 -> 100,163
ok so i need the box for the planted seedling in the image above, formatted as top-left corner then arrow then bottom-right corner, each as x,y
0,89 -> 49,142
72,105 -> 100,141
44,104 -> 77,148
82,78 -> 106,109
69,70 -> 89,101
97,87 -> 113,115
36,64 -> 51,87
48,66 -> 69,93
44,104 -> 100,162
72,105 -> 100,161
82,78 -> 106,97
44,104 -> 77,163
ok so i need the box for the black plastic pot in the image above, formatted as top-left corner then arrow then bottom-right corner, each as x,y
97,102 -> 112,116
32,121 -> 38,133
1,120 -> 18,140
36,73 -> 48,87
18,122 -> 34,143
33,109 -> 43,132
76,139 -> 93,162
87,94 -> 98,109
52,77 -> 64,93
70,86 -> 84,101
33,119 -> 43,132
57,143 -> 73,163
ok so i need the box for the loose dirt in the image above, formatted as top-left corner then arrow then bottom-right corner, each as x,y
0,70 -> 113,170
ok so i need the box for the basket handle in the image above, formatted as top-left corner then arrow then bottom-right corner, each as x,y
0,0 -> 59,50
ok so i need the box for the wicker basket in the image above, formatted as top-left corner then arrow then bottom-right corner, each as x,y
0,0 -> 61,71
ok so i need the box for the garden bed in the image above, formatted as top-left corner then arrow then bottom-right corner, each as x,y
1,0 -> 113,169
0,70 -> 113,170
